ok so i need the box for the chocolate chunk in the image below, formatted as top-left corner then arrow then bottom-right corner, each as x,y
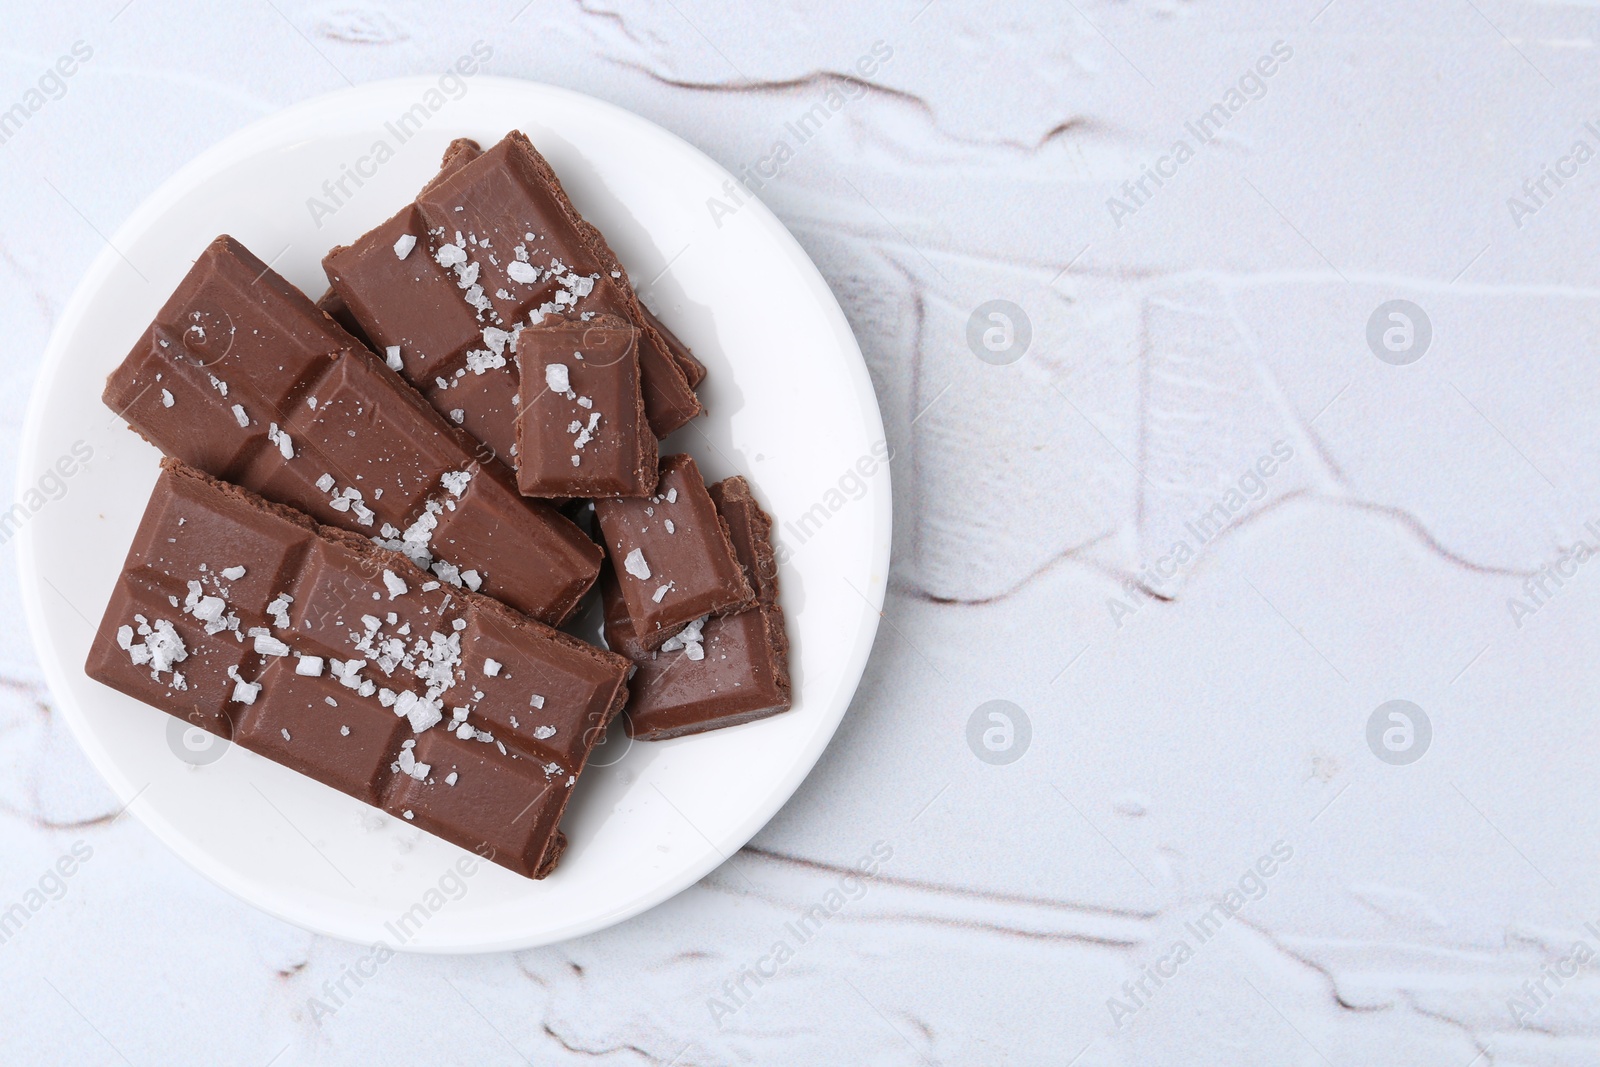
708,477 -> 780,604
85,460 -> 631,879
622,607 -> 791,740
102,234 -> 602,625
513,315 -> 655,498
595,454 -> 753,652
323,132 -> 703,449
619,476 -> 792,740
383,729 -> 570,877
639,303 -> 707,390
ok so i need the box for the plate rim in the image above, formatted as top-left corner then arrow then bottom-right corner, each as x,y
15,75 -> 891,953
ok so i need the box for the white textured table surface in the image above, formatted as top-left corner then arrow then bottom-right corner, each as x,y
4,3 -> 1599,1064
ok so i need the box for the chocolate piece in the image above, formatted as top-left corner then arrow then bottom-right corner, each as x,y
621,477 -> 792,740
623,607 -> 791,740
708,477 -> 780,605
640,303 -> 707,390
86,460 -> 630,879
323,132 -> 703,450
102,235 -> 602,625
513,315 -> 655,498
595,454 -> 753,652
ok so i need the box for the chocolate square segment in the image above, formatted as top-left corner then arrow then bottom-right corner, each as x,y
623,607 -> 791,741
232,661 -> 411,805
102,235 -> 601,625
325,132 -> 702,446
85,461 -> 631,880
325,203 -> 486,387
619,476 -> 793,740
513,315 -> 656,498
319,138 -> 486,385
83,571 -> 252,740
594,454 -> 754,652
382,729 -> 571,879
424,359 -> 518,465
455,605 -> 628,771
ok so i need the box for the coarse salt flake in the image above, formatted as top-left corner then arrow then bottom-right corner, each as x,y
253,633 -> 291,657
382,570 -> 408,599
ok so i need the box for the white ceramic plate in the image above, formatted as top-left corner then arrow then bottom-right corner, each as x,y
16,78 -> 889,952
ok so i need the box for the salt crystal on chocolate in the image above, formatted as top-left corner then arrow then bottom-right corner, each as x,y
623,548 -> 650,580
382,570 -> 408,599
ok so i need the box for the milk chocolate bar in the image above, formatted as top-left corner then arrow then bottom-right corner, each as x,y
102,235 -> 602,625
610,476 -> 791,739
323,133 -> 703,460
513,315 -> 655,498
86,461 -> 631,879
595,454 -> 753,653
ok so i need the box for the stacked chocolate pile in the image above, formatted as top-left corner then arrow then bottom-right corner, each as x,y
87,133 -> 792,880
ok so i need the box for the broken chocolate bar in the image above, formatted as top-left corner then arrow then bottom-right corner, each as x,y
612,476 -> 792,740
513,314 -> 655,498
595,454 -> 753,653
86,460 -> 631,879
103,235 -> 603,625
323,132 -> 703,455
